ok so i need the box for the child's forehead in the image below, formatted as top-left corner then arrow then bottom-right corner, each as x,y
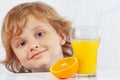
26,14 -> 49,25
9,14 -> 58,40
15,14 -> 48,29
12,16 -> 51,35
27,15 -> 46,23
25,15 -> 51,29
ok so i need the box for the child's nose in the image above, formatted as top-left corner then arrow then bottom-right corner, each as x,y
28,37 -> 40,52
29,44 -> 39,52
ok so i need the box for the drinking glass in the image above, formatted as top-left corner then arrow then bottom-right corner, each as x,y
71,26 -> 100,77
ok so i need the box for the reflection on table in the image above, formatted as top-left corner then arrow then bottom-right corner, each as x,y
0,71 -> 120,80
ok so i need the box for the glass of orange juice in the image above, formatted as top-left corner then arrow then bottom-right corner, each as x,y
71,26 -> 100,77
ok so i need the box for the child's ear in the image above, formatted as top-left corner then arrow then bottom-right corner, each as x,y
59,33 -> 66,45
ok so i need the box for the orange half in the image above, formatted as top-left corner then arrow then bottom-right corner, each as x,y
50,57 -> 79,79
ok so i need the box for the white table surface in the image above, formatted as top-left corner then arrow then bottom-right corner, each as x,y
0,71 -> 120,80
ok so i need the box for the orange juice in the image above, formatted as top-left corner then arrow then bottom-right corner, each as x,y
71,39 -> 100,74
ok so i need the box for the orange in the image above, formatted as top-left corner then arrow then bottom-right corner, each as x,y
50,57 -> 79,79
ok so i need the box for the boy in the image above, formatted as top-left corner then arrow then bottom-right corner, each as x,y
1,1 -> 73,73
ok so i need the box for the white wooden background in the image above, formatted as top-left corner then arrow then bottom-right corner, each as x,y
0,0 -> 120,73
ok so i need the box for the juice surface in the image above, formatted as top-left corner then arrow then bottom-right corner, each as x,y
71,39 -> 100,74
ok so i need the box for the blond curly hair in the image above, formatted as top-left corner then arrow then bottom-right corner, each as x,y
1,1 -> 73,73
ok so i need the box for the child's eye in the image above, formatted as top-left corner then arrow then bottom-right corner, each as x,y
18,41 -> 26,47
36,32 -> 44,38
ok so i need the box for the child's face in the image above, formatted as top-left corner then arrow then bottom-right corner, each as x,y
11,15 -> 66,72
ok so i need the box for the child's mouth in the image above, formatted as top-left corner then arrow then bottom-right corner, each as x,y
31,49 -> 47,59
